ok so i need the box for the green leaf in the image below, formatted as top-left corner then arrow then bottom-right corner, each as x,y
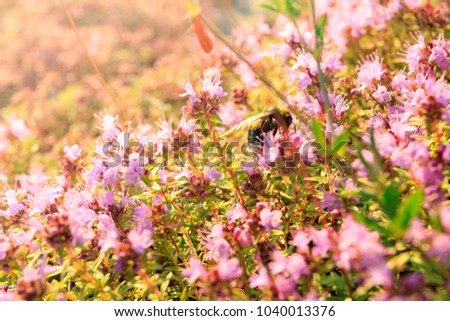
284,0 -> 300,18
259,3 -> 278,12
394,189 -> 424,231
380,184 -> 400,220
314,15 -> 327,41
310,118 -> 325,147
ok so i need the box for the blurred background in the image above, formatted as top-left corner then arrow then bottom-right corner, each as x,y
0,0 -> 258,177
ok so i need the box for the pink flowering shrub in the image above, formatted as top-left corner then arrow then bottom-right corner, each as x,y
0,0 -> 449,300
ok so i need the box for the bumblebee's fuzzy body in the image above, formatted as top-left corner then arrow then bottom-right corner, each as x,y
223,106 -> 293,145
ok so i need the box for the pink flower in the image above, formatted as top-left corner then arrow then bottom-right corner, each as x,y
406,34 -> 426,72
68,208 -> 96,246
175,165 -> 192,181
64,144 -> 82,162
127,228 -> 154,254
249,265 -> 271,288
9,118 -> 30,138
102,167 -> 121,187
269,251 -> 308,279
0,234 -> 11,260
258,203 -> 282,232
123,152 -> 145,185
372,85 -> 391,103
290,230 -> 310,253
427,233 -> 450,265
226,203 -> 247,222
217,257 -> 242,281
354,54 -> 385,91
156,121 -> 173,141
0,189 -> 24,217
201,69 -> 227,101
366,264 -> 393,288
439,206 -> 450,234
98,114 -> 121,141
178,117 -> 197,136
310,229 -> 332,257
428,34 -> 450,70
321,192 -> 342,212
182,257 -> 207,284
204,224 -> 234,260
97,214 -> 120,253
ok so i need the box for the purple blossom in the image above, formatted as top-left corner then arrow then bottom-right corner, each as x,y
321,192 -> 342,212
203,166 -> 222,184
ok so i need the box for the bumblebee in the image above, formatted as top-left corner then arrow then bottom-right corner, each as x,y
222,106 -> 293,145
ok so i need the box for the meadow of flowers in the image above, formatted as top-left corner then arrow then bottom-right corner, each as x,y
0,0 -> 449,301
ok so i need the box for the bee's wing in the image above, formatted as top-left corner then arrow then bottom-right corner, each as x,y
220,114 -> 262,138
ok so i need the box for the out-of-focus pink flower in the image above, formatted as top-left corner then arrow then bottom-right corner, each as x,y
98,114 -> 121,141
64,144 -> 82,162
68,208 -> 96,246
9,118 -> 30,138
366,264 -> 393,288
201,68 -> 227,101
127,228 -> 154,254
290,230 -> 310,253
178,117 -> 197,136
175,165 -> 192,181
218,102 -> 247,128
97,214 -> 120,253
439,206 -> 450,234
269,251 -> 309,279
259,203 -> 282,232
335,217 -> 391,287
310,229 -> 332,257
156,121 -> 173,142
427,234 -> 450,265
354,54 -> 385,91
406,34 -> 426,72
249,265 -> 271,288
182,257 -> 207,284
0,234 -> 11,260
123,152 -> 145,185
217,257 -> 242,281
204,224 -> 234,260
0,189 -> 24,217
102,167 -> 121,187
428,34 -> 450,70
321,192 -> 342,212
372,85 -> 391,103
226,203 -> 247,222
